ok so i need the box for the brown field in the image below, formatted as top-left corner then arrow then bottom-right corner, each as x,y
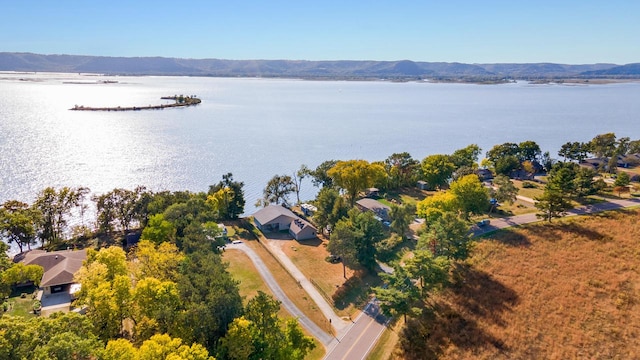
395,209 -> 640,359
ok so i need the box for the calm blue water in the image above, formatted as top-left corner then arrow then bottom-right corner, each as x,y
1,72 -> 639,224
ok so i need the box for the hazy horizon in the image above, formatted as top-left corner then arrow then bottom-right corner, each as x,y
2,1 -> 639,64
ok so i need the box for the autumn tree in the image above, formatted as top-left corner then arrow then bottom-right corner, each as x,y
416,191 -> 458,224
420,154 -> 455,190
448,174 -> 489,218
328,159 -> 386,206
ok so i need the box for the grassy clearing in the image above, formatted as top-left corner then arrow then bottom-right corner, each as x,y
397,208 -> 640,359
2,286 -> 37,319
279,235 -> 362,317
512,179 -> 544,200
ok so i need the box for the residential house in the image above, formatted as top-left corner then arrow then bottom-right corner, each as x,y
22,249 -> 87,296
253,205 -> 317,241
356,198 -> 391,222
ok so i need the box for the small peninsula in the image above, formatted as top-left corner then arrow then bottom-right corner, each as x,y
70,95 -> 201,111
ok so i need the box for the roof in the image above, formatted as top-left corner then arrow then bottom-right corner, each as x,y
289,217 -> 317,236
22,249 -> 87,287
356,198 -> 390,212
253,205 -> 297,225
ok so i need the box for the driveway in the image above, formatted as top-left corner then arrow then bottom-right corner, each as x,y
226,242 -> 335,346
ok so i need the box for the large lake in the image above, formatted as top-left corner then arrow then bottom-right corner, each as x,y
1,73 -> 639,218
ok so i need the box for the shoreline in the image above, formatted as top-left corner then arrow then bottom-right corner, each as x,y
69,96 -> 201,111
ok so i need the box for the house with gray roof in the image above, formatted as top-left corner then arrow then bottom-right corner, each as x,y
356,198 -> 391,222
253,205 -> 317,241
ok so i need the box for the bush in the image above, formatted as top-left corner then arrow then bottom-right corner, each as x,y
2,302 -> 9,312
522,182 -> 537,189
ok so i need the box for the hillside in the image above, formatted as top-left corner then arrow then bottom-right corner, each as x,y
0,52 -> 629,80
397,209 -> 640,359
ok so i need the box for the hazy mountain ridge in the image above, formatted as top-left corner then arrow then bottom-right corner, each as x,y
1,52 -> 637,79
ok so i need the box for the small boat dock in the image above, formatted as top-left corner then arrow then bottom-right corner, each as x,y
70,95 -> 201,111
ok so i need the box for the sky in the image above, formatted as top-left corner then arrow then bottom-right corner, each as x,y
2,1 -> 639,64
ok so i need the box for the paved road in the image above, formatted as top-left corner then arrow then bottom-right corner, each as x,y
473,197 -> 640,236
323,300 -> 388,360
226,242 -> 334,345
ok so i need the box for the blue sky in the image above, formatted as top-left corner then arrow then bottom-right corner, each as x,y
2,1 -> 638,64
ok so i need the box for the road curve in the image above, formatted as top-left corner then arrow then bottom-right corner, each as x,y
226,242 -> 334,345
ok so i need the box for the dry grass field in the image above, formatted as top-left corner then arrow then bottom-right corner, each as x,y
396,208 -> 640,359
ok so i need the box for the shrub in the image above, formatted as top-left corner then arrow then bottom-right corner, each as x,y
522,181 -> 537,189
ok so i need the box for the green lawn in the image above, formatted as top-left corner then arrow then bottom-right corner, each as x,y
2,286 -> 38,319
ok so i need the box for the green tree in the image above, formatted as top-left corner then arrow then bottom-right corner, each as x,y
614,171 -> 631,187
132,277 -> 181,341
176,251 -> 243,353
34,186 -> 86,247
208,173 -> 245,219
404,249 -> 450,297
389,203 -> 416,239
141,213 -> 177,245
373,264 -> 421,322
535,188 -> 572,222
574,167 -> 603,199
0,200 -> 39,253
328,209 -> 385,272
137,334 -> 214,360
313,187 -> 348,235
420,154 -> 455,190
492,174 -> 519,205
590,132 -> 617,158
328,160 -> 386,207
419,212 -> 472,261
309,160 -> 338,188
219,291 -> 315,360
451,144 -> 481,169
494,155 -> 521,176
292,164 -> 311,205
518,140 -> 541,162
384,152 -> 420,189
448,174 -> 489,218
263,174 -> 296,206
2,263 -> 44,289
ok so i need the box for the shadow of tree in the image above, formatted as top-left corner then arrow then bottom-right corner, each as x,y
488,230 -> 532,247
296,238 -> 323,247
399,265 -> 518,358
525,221 -> 610,242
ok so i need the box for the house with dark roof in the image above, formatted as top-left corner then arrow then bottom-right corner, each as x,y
253,205 -> 317,241
22,249 -> 87,296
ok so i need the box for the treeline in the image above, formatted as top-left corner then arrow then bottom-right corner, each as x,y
0,172 -> 315,359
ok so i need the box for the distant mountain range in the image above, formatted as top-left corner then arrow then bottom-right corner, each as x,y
1,52 -> 639,80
